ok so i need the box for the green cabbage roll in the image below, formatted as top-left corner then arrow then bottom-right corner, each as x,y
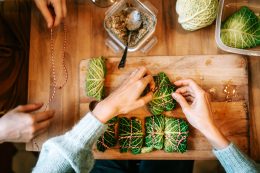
164,117 -> 189,153
148,72 -> 176,115
118,117 -> 143,154
86,56 -> 106,101
97,117 -> 118,152
142,115 -> 165,153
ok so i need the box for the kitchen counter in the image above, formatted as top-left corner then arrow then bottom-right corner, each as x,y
27,0 -> 260,161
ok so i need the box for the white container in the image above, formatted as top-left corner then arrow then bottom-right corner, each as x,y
215,0 -> 260,56
104,0 -> 157,53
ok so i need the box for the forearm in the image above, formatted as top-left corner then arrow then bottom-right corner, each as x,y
33,112 -> 107,173
200,123 -> 229,150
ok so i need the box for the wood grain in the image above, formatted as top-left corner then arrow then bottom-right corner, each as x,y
248,57 -> 260,161
27,0 -> 260,161
80,55 -> 248,102
79,55 -> 249,159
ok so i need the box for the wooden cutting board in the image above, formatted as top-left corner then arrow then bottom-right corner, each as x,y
79,55 -> 249,160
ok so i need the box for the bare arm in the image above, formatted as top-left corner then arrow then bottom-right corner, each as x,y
172,79 -> 259,173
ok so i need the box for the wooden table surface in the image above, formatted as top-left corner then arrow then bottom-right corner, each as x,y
27,0 -> 260,161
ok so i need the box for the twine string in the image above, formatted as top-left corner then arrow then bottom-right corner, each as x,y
165,119 -> 188,151
151,116 -> 155,146
33,22 -> 68,150
119,119 -> 142,150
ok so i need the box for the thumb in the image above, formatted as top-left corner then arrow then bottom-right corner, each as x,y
172,93 -> 190,110
16,103 -> 43,113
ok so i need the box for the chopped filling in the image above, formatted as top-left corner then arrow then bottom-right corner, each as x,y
105,5 -> 155,47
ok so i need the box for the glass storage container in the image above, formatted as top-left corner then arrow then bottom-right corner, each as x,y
215,0 -> 260,56
104,0 -> 157,53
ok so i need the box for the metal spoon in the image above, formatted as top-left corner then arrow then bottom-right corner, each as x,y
118,8 -> 142,69
91,0 -> 116,8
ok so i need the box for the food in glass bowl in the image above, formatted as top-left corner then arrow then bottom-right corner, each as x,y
105,4 -> 155,47
221,6 -> 260,49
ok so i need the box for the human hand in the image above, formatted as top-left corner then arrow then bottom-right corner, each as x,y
171,79 -> 229,149
34,0 -> 67,28
93,67 -> 154,123
0,103 -> 55,143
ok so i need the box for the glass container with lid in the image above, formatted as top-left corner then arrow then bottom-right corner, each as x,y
215,0 -> 260,56
104,0 -> 158,53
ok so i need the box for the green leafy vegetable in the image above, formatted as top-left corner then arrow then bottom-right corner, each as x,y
142,115 -> 165,153
86,56 -> 106,101
118,117 -> 143,154
97,117 -> 118,152
148,72 -> 176,115
221,6 -> 260,49
142,115 -> 189,153
164,117 -> 189,153
176,0 -> 218,31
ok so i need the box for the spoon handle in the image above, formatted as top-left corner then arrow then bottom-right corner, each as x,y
118,46 -> 128,69
118,32 -> 131,69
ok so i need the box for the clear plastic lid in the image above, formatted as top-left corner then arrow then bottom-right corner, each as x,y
104,0 -> 158,53
215,0 -> 260,56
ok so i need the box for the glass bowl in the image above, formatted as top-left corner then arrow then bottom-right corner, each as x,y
215,0 -> 260,56
104,0 -> 157,53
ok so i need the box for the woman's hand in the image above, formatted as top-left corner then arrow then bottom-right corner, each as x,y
93,67 -> 154,123
0,103 -> 55,143
172,79 -> 229,149
34,0 -> 67,28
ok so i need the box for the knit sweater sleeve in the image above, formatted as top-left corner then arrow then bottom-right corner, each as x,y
213,143 -> 260,173
32,112 -> 107,173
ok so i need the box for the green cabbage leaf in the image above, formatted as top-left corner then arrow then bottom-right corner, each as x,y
221,6 -> 260,49
86,56 -> 106,101
97,117 -> 118,152
164,117 -> 189,153
142,115 -> 189,153
118,117 -> 143,154
142,115 -> 165,153
148,72 -> 176,115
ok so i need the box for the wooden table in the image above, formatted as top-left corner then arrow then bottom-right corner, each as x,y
27,0 -> 260,161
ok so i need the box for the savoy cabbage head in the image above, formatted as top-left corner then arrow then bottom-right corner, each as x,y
176,0 -> 218,31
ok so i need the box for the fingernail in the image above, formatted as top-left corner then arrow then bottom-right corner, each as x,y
48,21 -> 53,28
172,93 -> 177,99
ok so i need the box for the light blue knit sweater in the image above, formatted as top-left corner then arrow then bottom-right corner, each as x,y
33,112 -> 260,173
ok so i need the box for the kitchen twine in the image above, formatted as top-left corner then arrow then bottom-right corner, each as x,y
151,115 -> 156,146
97,135 -> 110,150
33,22 -> 68,150
150,116 -> 188,151
164,119 -> 189,152
119,119 -> 142,150
97,122 -> 116,150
